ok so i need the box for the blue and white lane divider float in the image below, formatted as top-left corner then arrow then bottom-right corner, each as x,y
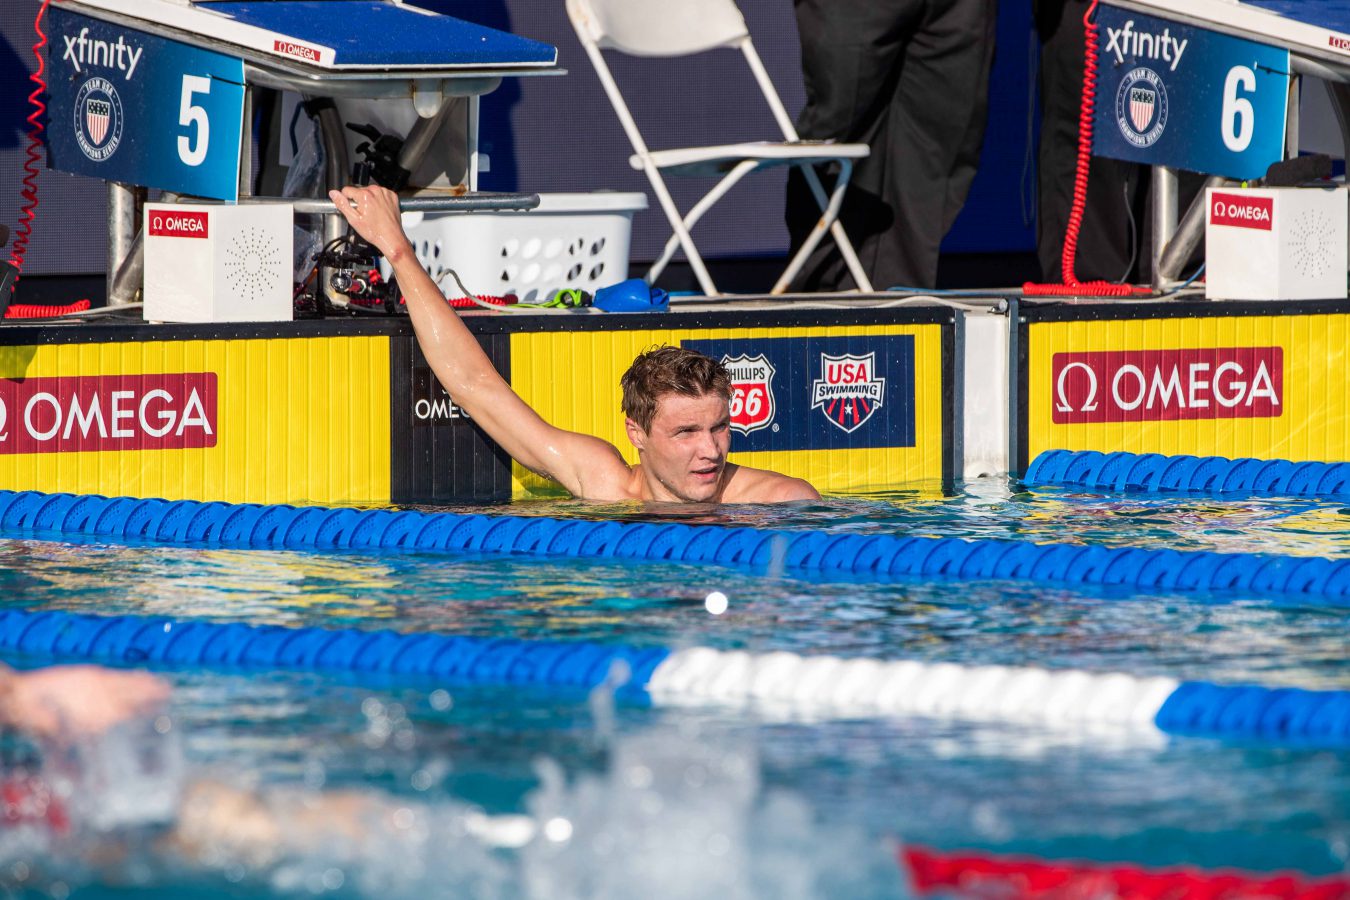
1,608 -> 1348,745
5,490 -> 1350,602
1027,449 -> 1350,498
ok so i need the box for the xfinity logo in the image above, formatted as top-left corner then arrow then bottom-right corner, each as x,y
62,28 -> 143,80
1105,19 -> 1188,71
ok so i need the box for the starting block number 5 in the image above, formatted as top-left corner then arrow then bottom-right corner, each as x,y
178,75 -> 211,168
1221,65 -> 1257,153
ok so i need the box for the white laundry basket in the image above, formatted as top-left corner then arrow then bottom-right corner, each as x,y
392,192 -> 648,303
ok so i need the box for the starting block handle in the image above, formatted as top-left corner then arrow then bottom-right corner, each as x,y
258,192 -> 541,214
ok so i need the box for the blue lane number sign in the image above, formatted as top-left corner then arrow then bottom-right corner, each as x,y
47,9 -> 246,200
1093,6 -> 1290,180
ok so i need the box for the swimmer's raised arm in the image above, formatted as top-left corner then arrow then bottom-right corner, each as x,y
328,186 -> 633,499
330,187 -> 819,505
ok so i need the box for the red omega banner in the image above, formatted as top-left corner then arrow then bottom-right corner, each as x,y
1209,192 -> 1274,230
1051,347 -> 1282,424
273,39 -> 322,62
147,209 -> 209,239
0,373 -> 218,454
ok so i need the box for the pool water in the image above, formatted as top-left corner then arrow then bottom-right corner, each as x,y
438,478 -> 1350,557
0,479 -> 1348,898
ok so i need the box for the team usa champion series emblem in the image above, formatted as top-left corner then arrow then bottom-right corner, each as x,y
1115,66 -> 1168,148
74,76 -> 123,162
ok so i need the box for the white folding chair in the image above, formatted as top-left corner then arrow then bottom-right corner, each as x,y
565,0 -> 874,296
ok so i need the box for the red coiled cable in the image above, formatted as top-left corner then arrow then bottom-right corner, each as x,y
11,0 -> 51,278
5,300 -> 91,319
446,294 -> 516,309
1024,0 -> 1150,298
345,270 -> 516,310
4,0 -> 97,320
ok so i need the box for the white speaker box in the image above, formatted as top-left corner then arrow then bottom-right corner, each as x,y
1205,186 -> 1347,301
143,203 -> 293,323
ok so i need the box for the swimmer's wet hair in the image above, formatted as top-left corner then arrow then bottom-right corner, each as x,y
621,345 -> 732,432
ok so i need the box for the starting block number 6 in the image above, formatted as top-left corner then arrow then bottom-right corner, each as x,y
177,74 -> 211,168
1221,65 -> 1257,153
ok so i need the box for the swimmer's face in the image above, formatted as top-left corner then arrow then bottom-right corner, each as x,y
626,391 -> 731,503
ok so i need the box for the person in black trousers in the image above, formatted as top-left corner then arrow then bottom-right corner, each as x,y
785,0 -> 998,292
1034,0 -> 1150,284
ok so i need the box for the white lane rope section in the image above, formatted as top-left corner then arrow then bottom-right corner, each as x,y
647,648 -> 1179,732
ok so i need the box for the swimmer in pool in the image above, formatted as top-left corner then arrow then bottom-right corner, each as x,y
0,663 -> 511,889
329,185 -> 820,504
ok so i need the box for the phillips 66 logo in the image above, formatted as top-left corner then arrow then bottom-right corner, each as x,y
721,353 -> 776,435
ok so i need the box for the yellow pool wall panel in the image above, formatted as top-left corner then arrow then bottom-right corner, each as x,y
1026,313 -> 1350,463
0,336 -> 392,505
508,324 -> 946,497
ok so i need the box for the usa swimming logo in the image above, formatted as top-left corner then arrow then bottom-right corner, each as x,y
1115,67 -> 1168,148
811,352 -> 885,433
721,353 -> 776,435
73,77 -> 123,162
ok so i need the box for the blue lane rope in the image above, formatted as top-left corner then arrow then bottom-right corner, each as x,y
0,608 -> 670,694
1026,449 -> 1350,499
1155,681 -> 1350,743
4,490 -> 1350,602
0,608 -> 1346,745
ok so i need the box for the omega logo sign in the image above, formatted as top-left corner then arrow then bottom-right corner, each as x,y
274,39 -> 321,62
1051,348 -> 1282,424
0,374 -> 218,454
148,210 -> 209,239
411,368 -> 471,427
1209,192 -> 1273,231
413,396 -> 470,422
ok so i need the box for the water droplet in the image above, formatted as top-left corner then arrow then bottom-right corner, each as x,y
544,816 -> 573,842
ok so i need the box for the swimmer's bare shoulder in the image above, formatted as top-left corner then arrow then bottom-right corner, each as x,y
721,464 -> 821,503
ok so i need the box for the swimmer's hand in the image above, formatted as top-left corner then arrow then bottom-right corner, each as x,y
327,186 -> 414,264
0,665 -> 170,742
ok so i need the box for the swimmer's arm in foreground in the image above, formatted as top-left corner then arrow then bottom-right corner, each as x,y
0,665 -> 504,882
0,664 -> 169,742
0,664 -> 481,879
328,185 -> 633,501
